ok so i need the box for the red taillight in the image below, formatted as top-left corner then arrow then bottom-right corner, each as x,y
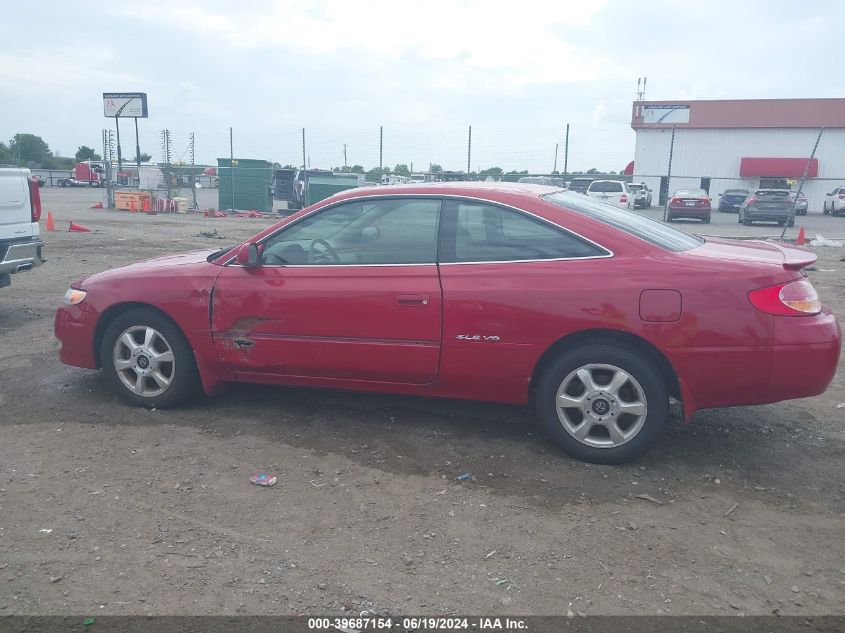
748,279 -> 821,316
697,198 -> 710,207
669,197 -> 681,206
746,197 -> 756,205
28,177 -> 42,223
838,194 -> 845,200
620,194 -> 628,203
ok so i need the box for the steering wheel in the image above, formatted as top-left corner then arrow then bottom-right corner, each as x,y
309,238 -> 341,264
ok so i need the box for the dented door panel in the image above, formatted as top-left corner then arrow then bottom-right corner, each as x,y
211,264 -> 442,384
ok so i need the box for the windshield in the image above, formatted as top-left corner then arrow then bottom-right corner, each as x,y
542,192 -> 704,252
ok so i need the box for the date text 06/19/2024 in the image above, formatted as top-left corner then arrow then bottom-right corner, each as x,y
307,617 -> 528,631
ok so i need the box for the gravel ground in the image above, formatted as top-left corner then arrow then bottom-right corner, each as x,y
1,187 -> 843,616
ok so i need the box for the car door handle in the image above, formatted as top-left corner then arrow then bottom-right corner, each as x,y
396,294 -> 429,306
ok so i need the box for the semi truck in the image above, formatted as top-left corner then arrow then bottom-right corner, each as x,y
57,161 -> 106,187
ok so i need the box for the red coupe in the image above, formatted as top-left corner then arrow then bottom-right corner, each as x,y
55,184 -> 841,463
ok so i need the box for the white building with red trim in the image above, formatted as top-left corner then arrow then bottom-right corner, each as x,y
628,98 -> 845,210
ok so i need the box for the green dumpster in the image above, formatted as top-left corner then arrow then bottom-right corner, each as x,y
218,158 -> 273,213
305,172 -> 364,206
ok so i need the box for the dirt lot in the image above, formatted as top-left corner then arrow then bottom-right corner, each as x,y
1,188 -> 844,616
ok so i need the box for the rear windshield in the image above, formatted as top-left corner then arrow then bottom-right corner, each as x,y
542,192 -> 703,252
588,181 -> 624,193
724,189 -> 748,196
674,189 -> 706,197
628,184 -> 643,192
755,190 -> 789,198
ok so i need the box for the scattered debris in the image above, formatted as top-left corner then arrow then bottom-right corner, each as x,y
250,474 -> 277,487
762,574 -> 773,585
49,574 -> 64,583
39,529 -> 52,534
84,618 -> 95,626
723,502 -> 739,517
837,402 -> 845,409
809,234 -> 844,247
456,473 -> 471,481
635,493 -> 663,505
791,585 -> 801,593
484,550 -> 497,560
197,229 -> 223,239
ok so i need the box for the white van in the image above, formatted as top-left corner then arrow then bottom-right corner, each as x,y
0,168 -> 45,289
585,180 -> 633,210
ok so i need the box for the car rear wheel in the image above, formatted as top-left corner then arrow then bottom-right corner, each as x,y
535,344 -> 669,464
787,217 -> 795,227
702,215 -> 711,224
100,308 -> 200,408
742,217 -> 752,226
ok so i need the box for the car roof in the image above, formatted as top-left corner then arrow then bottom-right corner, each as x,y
327,181 -> 565,204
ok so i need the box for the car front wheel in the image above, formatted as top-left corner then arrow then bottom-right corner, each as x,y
100,308 -> 200,408
535,344 -> 669,464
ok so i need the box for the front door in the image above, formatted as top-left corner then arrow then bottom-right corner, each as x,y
211,197 -> 443,384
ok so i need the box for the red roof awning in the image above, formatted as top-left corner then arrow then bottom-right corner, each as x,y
623,160 -> 634,176
739,157 -> 818,178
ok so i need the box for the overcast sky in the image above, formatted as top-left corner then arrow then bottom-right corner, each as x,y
1,0 -> 841,173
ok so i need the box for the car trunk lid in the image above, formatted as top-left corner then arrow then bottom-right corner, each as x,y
688,237 -> 816,270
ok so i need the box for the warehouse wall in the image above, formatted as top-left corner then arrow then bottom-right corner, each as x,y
631,127 -> 845,211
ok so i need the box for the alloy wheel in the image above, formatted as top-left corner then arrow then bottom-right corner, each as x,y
555,363 -> 648,449
112,325 -> 176,397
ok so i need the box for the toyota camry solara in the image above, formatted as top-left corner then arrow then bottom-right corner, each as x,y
54,183 -> 841,463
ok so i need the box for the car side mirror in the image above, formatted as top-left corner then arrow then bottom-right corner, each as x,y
361,225 -> 379,241
236,242 -> 262,267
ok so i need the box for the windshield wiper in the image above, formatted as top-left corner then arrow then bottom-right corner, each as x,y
207,246 -> 236,262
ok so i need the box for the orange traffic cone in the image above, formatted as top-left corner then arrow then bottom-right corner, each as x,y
90,201 -> 103,209
45,211 -> 56,231
796,227 -> 806,246
130,200 -> 137,213
69,221 -> 91,233
142,197 -> 151,213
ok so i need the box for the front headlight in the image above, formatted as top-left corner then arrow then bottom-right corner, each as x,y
63,288 -> 87,306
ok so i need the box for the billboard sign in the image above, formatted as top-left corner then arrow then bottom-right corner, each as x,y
642,104 -> 690,124
103,92 -> 148,118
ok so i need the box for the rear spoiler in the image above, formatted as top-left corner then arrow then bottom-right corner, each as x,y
767,241 -> 817,270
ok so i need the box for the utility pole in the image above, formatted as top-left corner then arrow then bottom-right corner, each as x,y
664,125 -> 676,209
301,128 -> 306,170
189,132 -> 197,212
467,125 -> 472,178
343,143 -> 348,169
133,117 -> 141,187
229,126 -> 234,212
379,126 -> 383,174
553,143 -> 559,173
781,127 -> 824,240
563,124 -> 570,182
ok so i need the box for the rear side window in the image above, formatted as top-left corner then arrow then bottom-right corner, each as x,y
441,200 -> 607,263
543,192 -> 703,252
588,181 -> 624,193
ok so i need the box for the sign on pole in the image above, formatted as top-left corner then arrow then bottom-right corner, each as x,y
103,92 -> 148,118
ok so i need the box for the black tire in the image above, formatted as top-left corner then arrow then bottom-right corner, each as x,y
702,215 -> 711,224
535,343 -> 669,464
823,202 -> 829,215
99,308 -> 200,408
742,217 -> 752,226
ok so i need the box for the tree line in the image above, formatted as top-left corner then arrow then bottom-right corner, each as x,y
2,132 -> 619,178
0,133 -> 151,169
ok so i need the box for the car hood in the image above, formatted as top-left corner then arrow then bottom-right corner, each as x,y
75,249 -> 220,287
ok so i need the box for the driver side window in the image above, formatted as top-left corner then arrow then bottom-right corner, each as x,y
260,198 -> 441,265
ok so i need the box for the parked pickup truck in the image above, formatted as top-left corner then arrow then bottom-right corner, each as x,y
0,168 -> 45,289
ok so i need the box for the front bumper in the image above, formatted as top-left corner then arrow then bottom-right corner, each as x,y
0,238 -> 46,276
55,303 -> 99,369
